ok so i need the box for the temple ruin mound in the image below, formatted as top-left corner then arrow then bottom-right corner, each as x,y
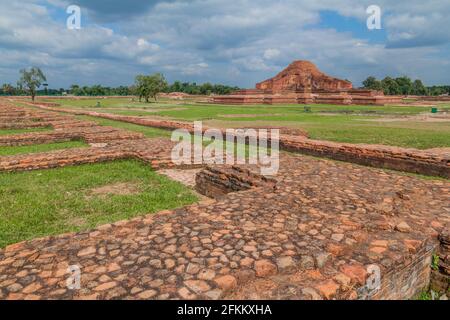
212,60 -> 402,105
256,60 -> 353,92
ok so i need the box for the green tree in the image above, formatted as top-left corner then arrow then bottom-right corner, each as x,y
135,73 -> 168,102
412,80 -> 428,96
18,67 -> 47,101
70,84 -> 81,95
1,84 -> 15,96
395,76 -> 413,95
381,77 -> 401,95
362,76 -> 383,91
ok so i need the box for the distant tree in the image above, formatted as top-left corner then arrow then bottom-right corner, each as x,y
70,84 -> 81,95
412,80 -> 428,96
135,73 -> 168,102
381,77 -> 401,95
428,86 -> 447,96
1,83 -> 15,95
18,67 -> 47,101
362,76 -> 383,91
395,76 -> 413,95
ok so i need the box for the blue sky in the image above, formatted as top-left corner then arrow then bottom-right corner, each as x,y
0,0 -> 449,88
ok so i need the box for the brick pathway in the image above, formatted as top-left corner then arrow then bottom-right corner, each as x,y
0,100 -> 449,300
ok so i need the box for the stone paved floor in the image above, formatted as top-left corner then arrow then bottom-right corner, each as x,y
0,99 -> 449,300
0,152 -> 448,300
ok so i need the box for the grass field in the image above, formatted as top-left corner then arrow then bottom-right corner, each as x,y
0,160 -> 198,248
76,115 -> 172,138
0,141 -> 88,156
39,97 -> 450,149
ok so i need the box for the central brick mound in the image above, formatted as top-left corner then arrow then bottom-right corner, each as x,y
212,60 -> 403,105
256,60 -> 352,92
0,100 -> 448,300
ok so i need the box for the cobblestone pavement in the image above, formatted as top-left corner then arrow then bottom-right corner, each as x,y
0,100 -> 449,300
158,169 -> 203,188
0,153 -> 448,300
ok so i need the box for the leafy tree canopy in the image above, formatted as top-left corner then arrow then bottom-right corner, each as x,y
18,67 -> 47,101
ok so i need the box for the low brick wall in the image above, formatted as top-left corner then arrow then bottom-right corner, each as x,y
360,242 -> 436,300
195,165 -> 277,198
278,135 -> 450,179
29,102 -> 450,179
0,147 -> 131,172
430,229 -> 450,294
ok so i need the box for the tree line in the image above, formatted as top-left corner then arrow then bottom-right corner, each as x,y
3,67 -> 449,100
362,76 -> 450,96
0,68 -> 240,100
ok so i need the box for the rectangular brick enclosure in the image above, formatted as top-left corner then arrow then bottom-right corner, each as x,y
0,99 -> 448,300
28,101 -> 450,179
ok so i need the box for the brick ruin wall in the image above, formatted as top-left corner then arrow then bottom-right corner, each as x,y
430,230 -> 450,294
28,102 -> 450,179
362,243 -> 435,299
193,164 -> 449,300
0,104 -> 183,172
195,165 -> 277,198
0,100 -> 449,300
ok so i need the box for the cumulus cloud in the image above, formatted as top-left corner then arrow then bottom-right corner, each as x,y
0,0 -> 449,87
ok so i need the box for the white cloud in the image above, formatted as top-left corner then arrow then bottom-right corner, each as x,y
264,49 -> 281,60
0,0 -> 449,87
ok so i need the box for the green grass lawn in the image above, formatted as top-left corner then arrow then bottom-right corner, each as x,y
0,160 -> 198,248
34,98 -> 450,149
76,115 -> 172,138
0,140 -> 88,156
0,127 -> 52,136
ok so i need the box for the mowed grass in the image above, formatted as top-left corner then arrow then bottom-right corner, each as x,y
0,127 -> 52,136
76,115 -> 172,138
38,98 -> 450,149
0,160 -> 198,248
0,140 -> 88,156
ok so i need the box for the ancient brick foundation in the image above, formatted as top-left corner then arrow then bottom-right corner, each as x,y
29,102 -> 450,179
430,229 -> 450,294
195,165 -> 277,198
1,99 -> 448,301
360,243 -> 436,300
0,103 -> 184,173
191,161 -> 448,300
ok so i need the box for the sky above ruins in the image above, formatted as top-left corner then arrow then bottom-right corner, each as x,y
0,0 -> 449,88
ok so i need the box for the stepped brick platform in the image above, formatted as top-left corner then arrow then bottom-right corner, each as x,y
27,102 -> 450,179
0,99 -> 448,300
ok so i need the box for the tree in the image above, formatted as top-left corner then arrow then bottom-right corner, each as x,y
18,67 -> 47,101
135,73 -> 168,102
362,76 -> 383,91
395,76 -> 413,95
412,80 -> 427,96
381,77 -> 401,95
1,84 -> 15,96
70,84 -> 81,95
